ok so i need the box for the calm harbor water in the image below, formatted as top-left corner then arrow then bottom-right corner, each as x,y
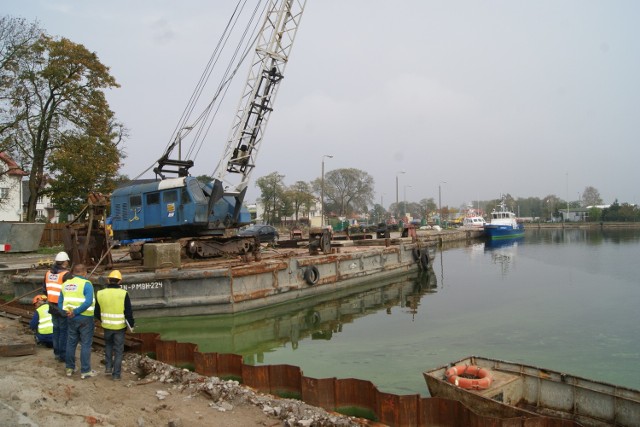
137,228 -> 640,396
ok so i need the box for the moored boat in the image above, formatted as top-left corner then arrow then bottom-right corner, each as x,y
484,198 -> 524,240
462,215 -> 486,228
424,355 -> 640,426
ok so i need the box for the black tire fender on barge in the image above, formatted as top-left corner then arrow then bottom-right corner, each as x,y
420,250 -> 429,270
412,248 -> 421,261
304,265 -> 320,285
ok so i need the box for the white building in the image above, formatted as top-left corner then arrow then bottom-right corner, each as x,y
21,180 -> 59,223
0,152 -> 60,223
0,153 -> 28,221
252,198 -> 322,226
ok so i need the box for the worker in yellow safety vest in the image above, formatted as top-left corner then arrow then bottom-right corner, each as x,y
95,270 -> 135,381
29,294 -> 53,347
58,263 -> 97,379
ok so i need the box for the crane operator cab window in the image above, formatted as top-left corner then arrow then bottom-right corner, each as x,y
128,195 -> 142,222
181,187 -> 191,204
187,179 -> 207,203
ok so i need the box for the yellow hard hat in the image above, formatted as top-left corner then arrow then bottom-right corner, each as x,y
32,294 -> 47,305
108,270 -> 122,281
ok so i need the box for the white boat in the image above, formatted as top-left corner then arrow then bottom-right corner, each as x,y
424,355 -> 640,426
462,215 -> 486,228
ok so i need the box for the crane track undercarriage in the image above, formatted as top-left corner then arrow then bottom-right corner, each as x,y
127,235 -> 262,262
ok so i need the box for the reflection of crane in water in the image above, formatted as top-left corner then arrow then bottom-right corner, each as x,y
404,270 -> 438,321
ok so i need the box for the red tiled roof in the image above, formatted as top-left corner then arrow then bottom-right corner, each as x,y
0,152 -> 28,176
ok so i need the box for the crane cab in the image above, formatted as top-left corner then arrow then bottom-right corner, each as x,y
110,177 -> 250,241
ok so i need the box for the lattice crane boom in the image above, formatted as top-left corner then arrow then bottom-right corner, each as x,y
211,0 -> 306,204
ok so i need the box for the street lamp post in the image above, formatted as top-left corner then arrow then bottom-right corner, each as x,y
395,171 -> 405,218
438,181 -> 447,226
403,185 -> 412,218
320,155 -> 333,226
380,193 -> 385,223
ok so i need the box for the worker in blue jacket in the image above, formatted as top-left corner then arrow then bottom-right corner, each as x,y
58,264 -> 97,379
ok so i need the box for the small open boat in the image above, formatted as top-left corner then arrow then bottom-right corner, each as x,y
424,355 -> 640,427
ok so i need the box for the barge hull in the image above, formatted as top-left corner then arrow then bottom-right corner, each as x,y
12,242 -> 434,318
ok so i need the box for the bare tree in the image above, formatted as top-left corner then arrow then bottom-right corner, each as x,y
314,168 -> 375,216
255,172 -> 286,225
287,181 -> 314,222
581,186 -> 603,207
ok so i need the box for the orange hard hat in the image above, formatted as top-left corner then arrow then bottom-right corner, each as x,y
32,294 -> 47,305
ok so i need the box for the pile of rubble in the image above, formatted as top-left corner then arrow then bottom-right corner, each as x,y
135,354 -> 362,427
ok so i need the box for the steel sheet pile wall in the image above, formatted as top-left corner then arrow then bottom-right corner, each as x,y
132,332 -> 580,426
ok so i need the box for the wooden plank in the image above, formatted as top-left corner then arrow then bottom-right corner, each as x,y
0,342 -> 36,357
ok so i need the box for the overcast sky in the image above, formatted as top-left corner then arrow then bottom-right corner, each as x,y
6,1 -> 640,209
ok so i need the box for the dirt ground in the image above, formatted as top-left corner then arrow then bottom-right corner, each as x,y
0,316 -> 362,427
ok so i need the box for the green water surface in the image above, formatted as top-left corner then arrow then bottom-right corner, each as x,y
137,228 -> 640,396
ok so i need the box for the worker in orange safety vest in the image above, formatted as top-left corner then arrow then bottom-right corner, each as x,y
43,251 -> 73,362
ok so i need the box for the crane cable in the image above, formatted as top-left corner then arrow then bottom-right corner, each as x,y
135,0 -> 267,180
185,1 -> 267,162
170,0 -> 252,151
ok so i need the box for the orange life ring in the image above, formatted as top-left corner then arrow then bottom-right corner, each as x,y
445,365 -> 493,390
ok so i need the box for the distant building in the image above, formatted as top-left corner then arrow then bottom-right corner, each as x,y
561,208 -> 589,222
0,152 -> 28,221
21,180 -> 59,223
253,198 -> 321,226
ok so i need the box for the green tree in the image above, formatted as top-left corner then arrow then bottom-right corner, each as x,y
255,172 -> 286,225
514,197 -> 543,218
314,168 -> 374,216
602,200 -> 639,222
48,129 -> 124,219
588,206 -> 602,222
542,194 -> 562,221
195,174 -> 212,185
1,29 -> 123,221
370,203 -> 386,224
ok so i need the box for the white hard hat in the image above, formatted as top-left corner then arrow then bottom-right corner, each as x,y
54,251 -> 70,262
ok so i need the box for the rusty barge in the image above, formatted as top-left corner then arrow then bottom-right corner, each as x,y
10,236 -> 440,318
